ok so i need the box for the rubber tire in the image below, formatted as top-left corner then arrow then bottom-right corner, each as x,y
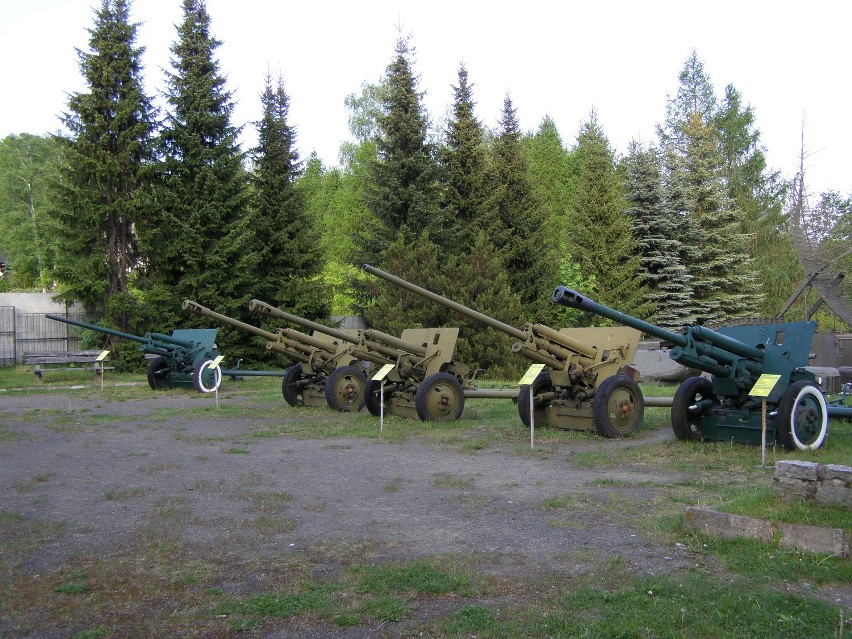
671,376 -> 714,441
365,379 -> 384,416
192,358 -> 222,394
147,356 -> 170,390
591,374 -> 644,438
517,371 -> 553,428
776,381 -> 828,451
324,365 -> 368,412
414,372 -> 465,421
281,363 -> 307,407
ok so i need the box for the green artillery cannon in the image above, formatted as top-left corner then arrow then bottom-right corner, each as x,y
552,287 -> 830,450
250,299 -> 473,421
362,264 -> 643,436
45,314 -> 222,393
183,299 -> 368,412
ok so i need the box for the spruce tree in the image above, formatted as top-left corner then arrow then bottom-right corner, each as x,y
53,0 -> 156,334
355,36 -> 442,270
481,95 -> 556,321
140,0 -> 248,330
569,114 -> 647,321
623,140 -> 694,329
714,85 -> 799,315
441,64 -> 488,252
678,112 -> 761,322
248,74 -> 327,319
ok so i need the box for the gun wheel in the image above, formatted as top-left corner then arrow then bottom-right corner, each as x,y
365,379 -> 385,416
192,358 -> 222,394
776,381 -> 828,450
518,371 -> 553,428
672,376 -> 715,441
325,365 -> 367,412
592,374 -> 644,437
281,363 -> 307,406
415,372 -> 464,421
146,356 -> 170,390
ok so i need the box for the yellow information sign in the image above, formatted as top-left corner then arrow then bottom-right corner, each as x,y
518,363 -> 546,386
371,363 -> 396,382
210,355 -> 225,369
750,374 -> 781,397
96,350 -> 110,362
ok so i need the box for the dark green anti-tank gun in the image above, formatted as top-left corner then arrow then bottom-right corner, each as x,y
250,299 -> 474,421
362,264 -> 644,437
552,287 -> 830,450
46,314 -> 222,393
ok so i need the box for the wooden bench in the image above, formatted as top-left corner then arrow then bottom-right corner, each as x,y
23,350 -> 113,380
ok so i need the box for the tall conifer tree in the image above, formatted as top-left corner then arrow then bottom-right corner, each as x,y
481,95 -> 555,321
140,0 -> 247,329
54,0 -> 156,333
569,114 -> 647,320
623,140 -> 694,329
355,36 -> 442,270
441,64 -> 487,251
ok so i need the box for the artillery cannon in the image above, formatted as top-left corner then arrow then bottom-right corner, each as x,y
552,287 -> 830,450
46,314 -> 221,393
250,299 -> 473,421
362,264 -> 643,436
183,300 -> 368,412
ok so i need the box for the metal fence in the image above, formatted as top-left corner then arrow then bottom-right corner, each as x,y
0,309 -> 85,365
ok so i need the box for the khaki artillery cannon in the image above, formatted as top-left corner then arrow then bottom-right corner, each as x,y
362,265 -> 643,436
250,299 -> 473,421
46,314 -> 222,393
183,300 -> 368,412
552,287 -> 831,450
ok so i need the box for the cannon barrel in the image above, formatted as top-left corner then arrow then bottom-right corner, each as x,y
552,288 -> 687,346
183,300 -> 279,342
552,287 -> 766,374
362,264 -> 529,342
249,299 -> 359,346
364,328 -> 427,358
45,314 -> 199,348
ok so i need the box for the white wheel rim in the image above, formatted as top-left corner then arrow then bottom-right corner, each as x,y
790,385 -> 828,450
197,360 -> 222,393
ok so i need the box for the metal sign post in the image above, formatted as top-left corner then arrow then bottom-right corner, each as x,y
371,364 -> 396,436
749,374 -> 781,467
518,364 -> 546,450
209,355 -> 225,408
96,350 -> 110,391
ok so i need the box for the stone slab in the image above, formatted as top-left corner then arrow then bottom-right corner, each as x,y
774,460 -> 823,481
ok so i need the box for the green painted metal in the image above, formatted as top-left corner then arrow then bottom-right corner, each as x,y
552,287 -> 828,450
45,314 -> 221,393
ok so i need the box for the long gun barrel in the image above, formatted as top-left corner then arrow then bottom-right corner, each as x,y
362,264 -> 528,342
552,287 -> 767,380
182,300 -> 279,342
249,299 -> 360,346
46,314 -> 197,349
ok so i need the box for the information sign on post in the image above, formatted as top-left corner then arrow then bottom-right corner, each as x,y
210,356 -> 225,406
96,350 -> 110,390
750,374 -> 781,467
518,364 -> 546,449
371,364 -> 396,435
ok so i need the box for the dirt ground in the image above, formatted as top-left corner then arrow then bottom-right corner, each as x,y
0,387 -> 846,637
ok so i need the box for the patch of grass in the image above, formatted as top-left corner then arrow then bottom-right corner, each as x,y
432,473 -> 475,490
223,447 -> 249,454
353,560 -> 474,597
71,628 -> 110,639
55,571 -> 91,594
383,477 -> 404,493
247,515 -> 297,534
716,487 -> 852,531
238,491 -> 294,513
104,487 -> 146,501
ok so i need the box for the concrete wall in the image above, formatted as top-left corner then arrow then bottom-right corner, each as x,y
0,292 -> 82,314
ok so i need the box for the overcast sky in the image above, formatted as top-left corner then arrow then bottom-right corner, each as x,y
2,0 -> 849,197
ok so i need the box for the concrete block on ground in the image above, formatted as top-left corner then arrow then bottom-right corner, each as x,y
824,464 -> 852,484
815,482 -> 852,508
778,523 -> 850,558
774,460 -> 823,481
684,507 -> 775,543
773,476 -> 817,500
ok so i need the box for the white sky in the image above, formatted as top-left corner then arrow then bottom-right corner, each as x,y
1,0 -> 849,196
